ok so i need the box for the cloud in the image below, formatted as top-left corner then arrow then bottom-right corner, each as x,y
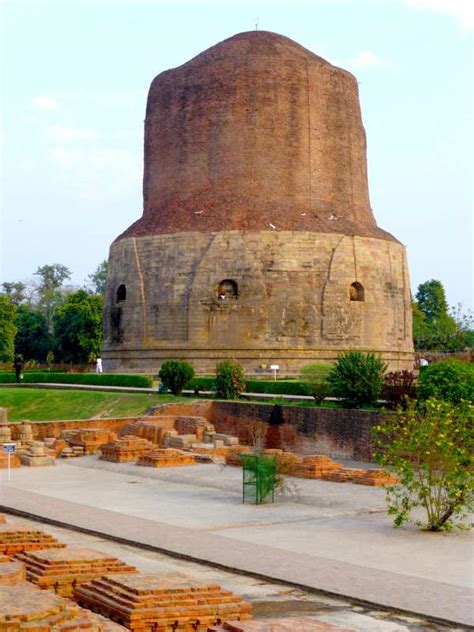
346,50 -> 386,71
32,95 -> 60,111
402,0 -> 474,30
46,125 -> 98,142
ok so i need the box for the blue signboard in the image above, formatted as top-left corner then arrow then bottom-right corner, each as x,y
2,443 -> 16,453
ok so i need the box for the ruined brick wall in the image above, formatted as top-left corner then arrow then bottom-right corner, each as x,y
11,417 -> 139,440
7,400 -> 383,461
209,401 -> 381,461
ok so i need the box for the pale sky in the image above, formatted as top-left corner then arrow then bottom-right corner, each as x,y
1,0 -> 473,308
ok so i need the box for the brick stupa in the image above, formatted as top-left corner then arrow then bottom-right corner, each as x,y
103,31 -> 413,374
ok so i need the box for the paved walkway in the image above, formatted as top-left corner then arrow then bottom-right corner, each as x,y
0,459 -> 472,627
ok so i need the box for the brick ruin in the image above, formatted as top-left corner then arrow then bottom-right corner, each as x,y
0,400 -> 399,482
0,523 -> 65,556
74,573 -> 253,630
0,513 -> 356,630
103,30 -> 413,375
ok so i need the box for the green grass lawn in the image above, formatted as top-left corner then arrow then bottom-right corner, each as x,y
0,388 -> 189,422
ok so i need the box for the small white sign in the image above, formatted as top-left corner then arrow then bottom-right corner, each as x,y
270,365 -> 279,371
2,443 -> 16,454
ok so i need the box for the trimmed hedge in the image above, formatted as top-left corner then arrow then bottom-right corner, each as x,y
0,372 -> 153,388
189,377 -> 215,391
244,380 -> 312,396
189,377 -> 315,396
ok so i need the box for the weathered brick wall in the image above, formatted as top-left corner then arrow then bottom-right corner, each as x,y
209,401 -> 381,462
10,417 -> 139,440
133,31 -> 376,236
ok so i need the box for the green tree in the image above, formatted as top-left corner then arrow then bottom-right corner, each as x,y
87,260 -> 108,296
35,263 -> 72,330
413,281 -> 470,351
416,279 -> 448,321
14,305 -> 52,362
0,295 -> 17,362
1,281 -> 27,305
53,290 -> 103,363
373,399 -> 473,531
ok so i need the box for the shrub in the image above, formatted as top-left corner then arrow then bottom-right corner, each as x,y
0,372 -> 153,387
327,351 -> 387,408
382,370 -> 417,409
418,359 -> 474,404
373,398 -> 474,531
300,364 -> 331,403
215,359 -> 246,399
158,360 -> 195,395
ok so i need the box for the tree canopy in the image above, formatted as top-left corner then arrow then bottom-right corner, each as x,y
53,290 -> 104,364
15,305 -> 52,362
0,295 -> 17,362
412,279 -> 472,352
34,263 -> 72,331
87,260 -> 108,296
415,280 -> 449,321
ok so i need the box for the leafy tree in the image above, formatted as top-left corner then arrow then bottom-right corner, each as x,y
327,351 -> 386,408
416,279 -> 448,321
53,290 -> 103,363
158,360 -> 195,395
35,263 -> 72,330
1,281 -> 27,305
413,281 -> 471,351
14,305 -> 52,362
412,302 -> 429,350
464,330 -> 474,349
87,260 -> 109,296
417,359 -> 474,404
0,295 -> 17,362
373,399 -> 473,531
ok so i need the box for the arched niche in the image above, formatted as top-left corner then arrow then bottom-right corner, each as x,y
116,284 -> 127,303
349,281 -> 364,302
217,279 -> 238,300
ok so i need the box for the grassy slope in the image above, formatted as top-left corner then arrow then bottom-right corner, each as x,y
0,388 -> 188,422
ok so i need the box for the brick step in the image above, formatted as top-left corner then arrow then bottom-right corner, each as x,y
74,572 -> 252,631
137,448 -> 196,468
16,547 -> 137,597
100,436 -> 156,463
0,524 -> 65,556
